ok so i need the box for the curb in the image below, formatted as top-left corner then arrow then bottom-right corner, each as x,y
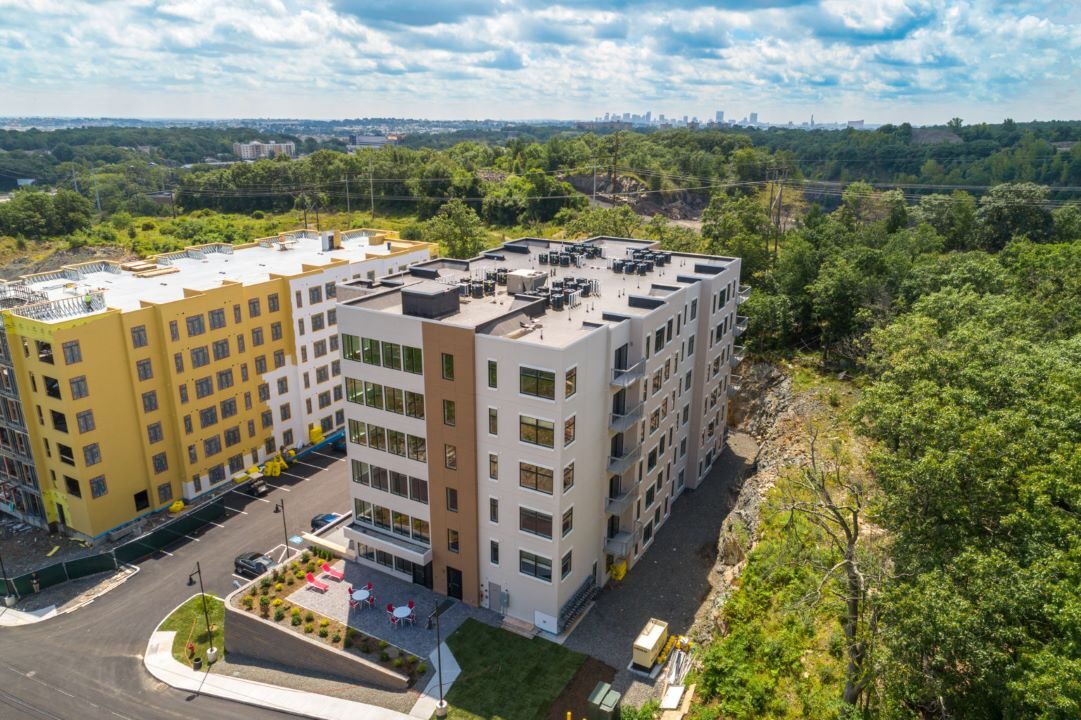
0,564 -> 140,627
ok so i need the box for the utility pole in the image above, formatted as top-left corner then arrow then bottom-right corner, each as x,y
344,176 -> 351,216
368,155 -> 375,219
609,132 -> 621,201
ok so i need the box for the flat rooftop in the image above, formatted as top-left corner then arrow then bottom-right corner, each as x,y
0,229 -> 426,323
341,237 -> 738,347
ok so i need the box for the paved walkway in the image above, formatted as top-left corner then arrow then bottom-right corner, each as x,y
146,630 -> 427,720
289,561 -> 500,658
563,435 -> 755,705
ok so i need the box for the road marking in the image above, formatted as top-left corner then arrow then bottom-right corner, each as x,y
312,451 -> 346,463
207,520 -> 225,528
224,506 -> 248,515
280,471 -> 306,481
292,460 -> 326,471
232,573 -> 250,582
264,482 -> 291,492
157,548 -> 174,557
183,534 -> 200,542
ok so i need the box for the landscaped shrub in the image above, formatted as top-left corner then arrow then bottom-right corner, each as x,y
291,607 -> 301,617
306,562 -> 317,573
380,651 -> 390,662
416,663 -> 427,675
249,586 -> 258,597
300,551 -> 311,564
393,657 -> 403,668
271,569 -> 281,582
275,582 -> 283,592
332,632 -> 341,644
286,575 -> 295,586
260,585 -> 270,596
319,627 -> 329,638
304,611 -> 315,622
304,624 -> 314,634
260,577 -> 272,589
292,615 -> 303,626
319,619 -> 329,628
272,598 -> 283,607
242,596 -> 254,610
360,641 -> 371,653
378,640 -> 389,650
274,608 -> 285,622
259,596 -> 271,616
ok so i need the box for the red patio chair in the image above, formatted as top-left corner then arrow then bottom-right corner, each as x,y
407,599 -> 415,609
365,593 -> 376,608
321,562 -> 345,581
348,598 -> 360,610
365,582 -> 373,591
305,572 -> 328,593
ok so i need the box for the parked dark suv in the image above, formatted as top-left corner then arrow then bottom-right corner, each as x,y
234,552 -> 272,578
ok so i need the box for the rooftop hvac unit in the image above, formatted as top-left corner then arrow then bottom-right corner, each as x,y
506,269 -> 548,296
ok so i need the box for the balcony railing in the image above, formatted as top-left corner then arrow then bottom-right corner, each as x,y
738,285 -> 751,304
604,531 -> 634,558
734,316 -> 748,337
610,360 -> 645,389
605,488 -> 635,516
607,445 -> 641,475
727,375 -> 743,397
730,345 -> 745,368
609,403 -> 643,433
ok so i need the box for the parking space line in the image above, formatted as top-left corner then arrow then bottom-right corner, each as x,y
312,451 -> 346,463
157,548 -> 174,557
225,506 -> 248,515
207,520 -> 225,528
292,460 -> 326,471
232,573 -> 249,582
281,471 -> 306,480
183,534 -> 200,542
265,482 -> 291,492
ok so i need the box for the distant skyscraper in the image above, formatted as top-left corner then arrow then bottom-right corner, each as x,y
682,115 -> 688,123
645,111 -> 652,123
715,110 -> 724,123
749,112 -> 759,124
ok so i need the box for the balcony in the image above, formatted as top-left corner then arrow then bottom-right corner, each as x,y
727,375 -> 743,398
738,285 -> 751,304
609,403 -> 643,433
607,445 -> 641,475
605,488 -> 635,516
604,531 -> 634,558
610,361 -> 645,389
730,345 -> 746,368
344,522 -> 433,566
734,316 -> 748,337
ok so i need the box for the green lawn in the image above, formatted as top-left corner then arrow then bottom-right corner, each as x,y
442,619 -> 586,720
159,594 -> 225,666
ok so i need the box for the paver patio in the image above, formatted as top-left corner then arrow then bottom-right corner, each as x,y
288,559 -> 500,658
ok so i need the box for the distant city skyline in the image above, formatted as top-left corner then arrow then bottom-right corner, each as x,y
1,1 -> 1078,124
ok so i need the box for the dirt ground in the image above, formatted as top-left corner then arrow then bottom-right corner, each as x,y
547,656 -> 618,720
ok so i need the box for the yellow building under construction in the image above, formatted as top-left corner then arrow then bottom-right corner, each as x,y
0,228 -> 431,540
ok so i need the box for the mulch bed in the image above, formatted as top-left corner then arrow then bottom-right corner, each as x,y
546,656 -> 618,720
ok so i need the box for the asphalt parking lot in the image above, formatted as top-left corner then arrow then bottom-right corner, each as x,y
1,444 -> 354,720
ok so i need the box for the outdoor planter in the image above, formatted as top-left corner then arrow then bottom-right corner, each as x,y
192,657 -> 202,671
206,647 -> 219,664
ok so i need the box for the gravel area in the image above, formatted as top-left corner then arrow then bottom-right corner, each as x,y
563,433 -> 756,707
7,566 -> 136,612
210,655 -> 422,714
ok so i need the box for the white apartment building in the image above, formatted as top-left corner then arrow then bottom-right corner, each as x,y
232,140 -> 296,160
336,237 -> 746,634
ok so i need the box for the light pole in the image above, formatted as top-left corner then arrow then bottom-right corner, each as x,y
432,598 -> 455,718
186,561 -> 216,663
273,499 -> 289,562
0,545 -> 16,605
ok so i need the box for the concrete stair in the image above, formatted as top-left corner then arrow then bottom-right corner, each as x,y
500,615 -> 538,639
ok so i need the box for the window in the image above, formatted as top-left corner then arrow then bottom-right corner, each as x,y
268,293 -> 280,312
520,551 -> 552,582
142,391 -> 158,413
325,281 -> 336,299
248,298 -> 261,318
563,463 -> 575,492
208,308 -> 226,330
368,424 -> 386,451
199,407 -> 218,428
405,391 -> 425,419
310,313 -> 325,332
403,346 -> 423,374
393,511 -> 411,537
446,487 -> 458,512
157,482 -> 172,504
86,475 -> 106,499
488,408 -> 498,435
152,452 -> 168,474
489,453 -> 498,480
407,435 -> 427,463
444,444 -> 457,470
384,387 -> 404,414
655,327 -> 666,351
348,419 -> 366,445
221,398 -> 237,419
224,427 -> 241,447
309,286 -> 322,305
565,367 -> 577,398
361,338 -> 381,365
487,360 -> 498,388
561,550 -> 573,579
76,410 -> 94,434
147,422 -> 163,444
690,298 -> 698,320
277,377 -> 289,395
442,399 -> 456,426
441,353 -> 454,380
279,404 -> 291,421
519,462 -> 554,494
186,315 -> 205,337
382,342 -> 401,370
184,415 -> 193,434
191,346 -> 209,368
217,369 -> 233,391
519,366 -> 555,399
131,325 -> 148,348
519,415 -> 555,448
390,471 -> 409,497
491,540 -> 500,565
351,460 -> 369,484
251,327 -> 264,347
312,340 -> 326,358
204,435 -> 222,457
345,378 -> 363,404
233,304 -> 242,324
65,476 -> 81,497
83,443 -> 102,466
195,377 -> 213,399
410,476 -> 429,504
212,339 -> 230,361
388,429 -> 406,456
520,507 -> 553,538
271,322 -> 282,341
209,465 -> 226,484
564,416 -> 576,446
447,529 -> 460,553
62,340 -> 82,365
489,497 -> 499,523
562,508 -> 573,537
188,444 -> 198,463
173,353 -> 185,374
273,350 -> 285,368
169,320 -> 179,341
69,376 -> 88,399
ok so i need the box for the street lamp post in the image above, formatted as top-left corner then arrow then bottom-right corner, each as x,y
0,545 -> 16,605
187,561 -> 216,664
432,598 -> 455,718
273,499 -> 289,562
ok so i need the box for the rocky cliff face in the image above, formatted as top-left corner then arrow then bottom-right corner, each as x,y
561,173 -> 709,220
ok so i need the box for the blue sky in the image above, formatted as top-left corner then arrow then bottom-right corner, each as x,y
0,0 -> 1078,124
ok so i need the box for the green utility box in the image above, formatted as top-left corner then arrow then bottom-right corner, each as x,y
586,681 -> 621,720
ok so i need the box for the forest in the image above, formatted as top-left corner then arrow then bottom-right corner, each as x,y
1,121 -> 1079,718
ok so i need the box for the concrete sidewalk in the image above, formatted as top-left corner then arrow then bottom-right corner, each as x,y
0,604 -> 58,627
410,641 -> 460,719
144,631 -> 417,720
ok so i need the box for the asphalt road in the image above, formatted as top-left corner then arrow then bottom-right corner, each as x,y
0,448 -> 353,720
